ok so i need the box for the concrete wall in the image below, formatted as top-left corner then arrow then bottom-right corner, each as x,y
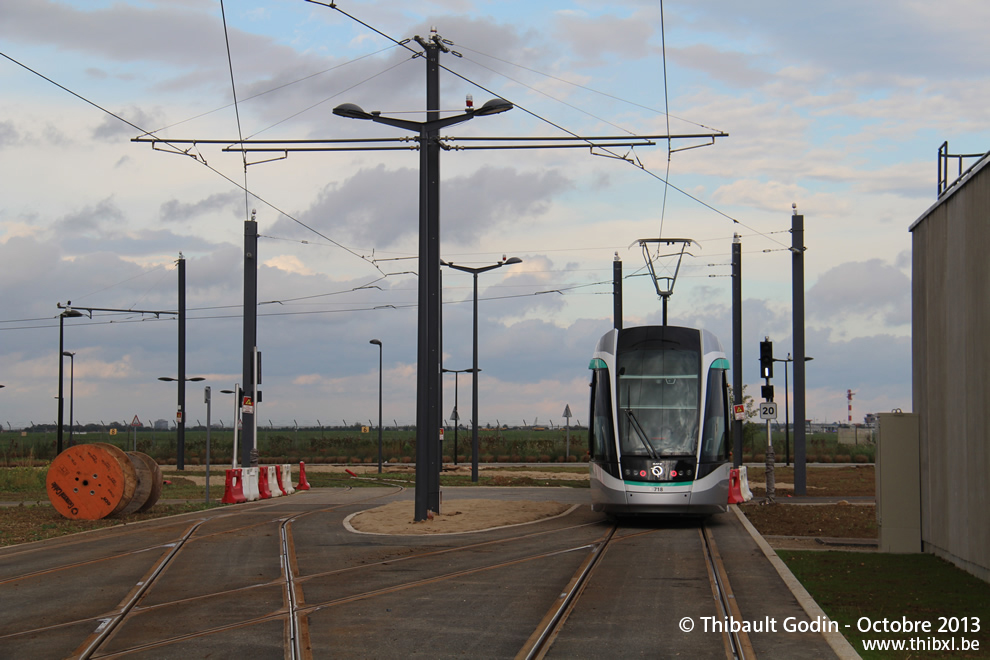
911,157 -> 990,583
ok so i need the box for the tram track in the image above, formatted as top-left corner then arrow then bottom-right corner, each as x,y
0,491 -> 797,658
518,520 -> 759,660
0,484 -> 403,658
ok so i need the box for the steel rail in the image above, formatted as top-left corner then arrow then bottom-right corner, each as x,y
702,524 -> 757,660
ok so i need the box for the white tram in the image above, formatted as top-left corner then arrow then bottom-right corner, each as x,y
589,325 -> 731,516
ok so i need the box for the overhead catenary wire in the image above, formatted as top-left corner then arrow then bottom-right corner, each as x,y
219,0 -> 251,222
0,51 -> 383,275
302,1 -> 790,251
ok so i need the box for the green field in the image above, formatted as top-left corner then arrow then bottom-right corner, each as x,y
1,425 -> 873,466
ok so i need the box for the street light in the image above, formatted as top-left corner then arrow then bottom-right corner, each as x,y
62,352 -> 76,447
220,386 -> 241,467
773,354 -> 814,466
158,376 -> 205,470
57,307 -> 83,455
442,256 -> 523,482
204,386 -> 212,504
334,79 -> 513,520
369,339 -> 383,474
442,368 -> 480,466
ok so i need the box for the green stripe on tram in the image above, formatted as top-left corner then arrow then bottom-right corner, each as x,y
711,358 -> 730,369
589,358 -> 607,369
624,479 -> 695,487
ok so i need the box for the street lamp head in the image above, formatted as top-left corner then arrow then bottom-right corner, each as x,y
473,98 -> 513,116
62,351 -> 75,358
333,103 -> 374,120
370,339 -> 382,347
61,309 -> 83,319
189,377 -> 206,382
502,256 -> 522,265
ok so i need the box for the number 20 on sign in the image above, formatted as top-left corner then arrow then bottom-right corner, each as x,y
760,402 -> 778,420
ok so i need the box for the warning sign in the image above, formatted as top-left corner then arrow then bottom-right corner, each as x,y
131,415 -> 141,427
242,396 -> 254,414
733,404 -> 746,421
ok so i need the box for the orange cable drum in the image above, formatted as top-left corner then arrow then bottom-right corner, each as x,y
46,444 -> 144,520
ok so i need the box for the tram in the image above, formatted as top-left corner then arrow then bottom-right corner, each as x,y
588,324 -> 731,516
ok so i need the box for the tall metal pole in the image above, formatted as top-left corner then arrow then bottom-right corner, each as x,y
67,353 -> 75,447
241,212 -> 258,468
732,234 -> 743,467
371,339 -> 383,474
452,371 -> 459,465
785,355 -> 791,466
57,314 -> 66,455
204,386 -> 211,503
613,253 -> 623,330
414,38 -> 443,520
471,272 -> 480,482
177,254 -> 186,470
791,209 -> 807,495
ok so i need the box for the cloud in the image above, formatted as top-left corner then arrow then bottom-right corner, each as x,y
0,121 -> 23,148
52,197 -> 126,234
92,106 -> 164,140
159,191 -> 243,223
807,258 -> 910,328
295,164 -> 572,248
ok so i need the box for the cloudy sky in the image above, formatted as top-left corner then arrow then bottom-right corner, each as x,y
1,0 -> 986,431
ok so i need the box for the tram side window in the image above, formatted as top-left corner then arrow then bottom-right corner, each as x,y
589,368 -> 616,463
700,368 -> 729,462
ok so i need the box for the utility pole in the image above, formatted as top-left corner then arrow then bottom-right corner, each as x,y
241,211 -> 258,467
418,33 -> 443,518
177,254 -> 187,470
731,234 -> 743,466
791,206 -> 807,496
613,252 -> 622,330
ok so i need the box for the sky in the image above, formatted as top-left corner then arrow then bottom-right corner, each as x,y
1,0 -> 987,431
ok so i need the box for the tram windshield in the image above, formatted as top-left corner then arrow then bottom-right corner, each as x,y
616,328 -> 700,457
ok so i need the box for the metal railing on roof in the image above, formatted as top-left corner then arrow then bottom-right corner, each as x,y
938,141 -> 987,198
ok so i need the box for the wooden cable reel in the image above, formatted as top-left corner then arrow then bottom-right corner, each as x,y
46,443 -> 163,520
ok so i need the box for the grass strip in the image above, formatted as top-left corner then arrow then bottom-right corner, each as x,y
778,551 -> 990,659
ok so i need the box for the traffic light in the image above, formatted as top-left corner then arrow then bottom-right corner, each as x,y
760,338 -> 774,379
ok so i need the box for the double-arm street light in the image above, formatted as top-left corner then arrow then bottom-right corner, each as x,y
369,339 -> 383,474
56,307 -> 84,455
62,351 -> 76,447
773,354 -> 814,466
442,367 -> 479,466
442,256 -> 522,482
158,376 -> 205,470
333,36 -> 513,521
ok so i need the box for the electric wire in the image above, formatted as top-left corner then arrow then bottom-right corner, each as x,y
658,0 -> 672,241
219,0 -> 251,221
0,50 -> 384,274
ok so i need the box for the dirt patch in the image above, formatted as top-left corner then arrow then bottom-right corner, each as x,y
745,464 -> 874,497
347,499 -> 574,535
740,501 -> 877,539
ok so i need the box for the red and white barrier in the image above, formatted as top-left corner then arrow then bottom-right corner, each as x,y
728,467 -> 754,504
266,465 -> 282,498
221,468 -> 247,504
296,461 -> 311,490
279,464 -> 295,495
244,467 -> 261,501
219,462 -> 313,506
738,466 -> 754,501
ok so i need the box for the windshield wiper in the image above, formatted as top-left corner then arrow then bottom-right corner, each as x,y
622,408 -> 659,461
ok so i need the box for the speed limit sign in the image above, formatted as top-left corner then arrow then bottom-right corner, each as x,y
759,402 -> 778,420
